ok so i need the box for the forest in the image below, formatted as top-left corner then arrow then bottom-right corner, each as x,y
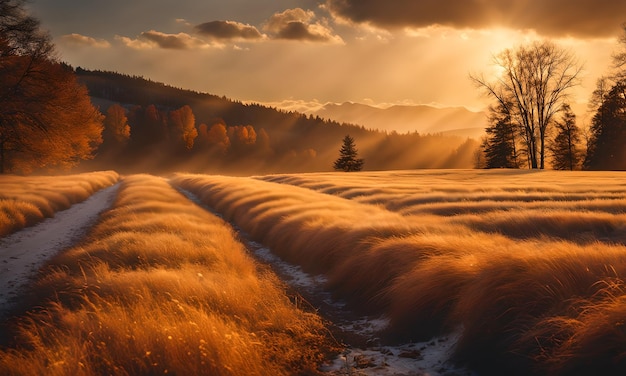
75,68 -> 477,174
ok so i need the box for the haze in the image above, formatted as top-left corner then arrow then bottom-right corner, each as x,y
28,0 -> 624,117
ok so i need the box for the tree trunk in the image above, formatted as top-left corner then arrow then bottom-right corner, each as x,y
0,139 -> 5,174
539,131 -> 546,170
509,119 -> 518,167
531,138 -> 538,169
568,132 -> 574,171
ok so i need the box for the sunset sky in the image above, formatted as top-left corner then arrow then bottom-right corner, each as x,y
28,0 -> 626,117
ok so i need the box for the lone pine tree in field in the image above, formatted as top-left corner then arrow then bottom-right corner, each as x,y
334,135 -> 364,172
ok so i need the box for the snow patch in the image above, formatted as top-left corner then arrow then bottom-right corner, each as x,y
178,187 -> 474,376
248,240 -> 473,376
0,183 -> 120,318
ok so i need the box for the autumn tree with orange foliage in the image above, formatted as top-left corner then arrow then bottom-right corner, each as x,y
0,0 -> 103,173
206,121 -> 230,154
102,104 -> 130,146
98,103 -> 130,163
168,105 -> 198,150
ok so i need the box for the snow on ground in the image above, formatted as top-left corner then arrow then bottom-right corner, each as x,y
0,183 -> 120,318
178,187 -> 474,376
249,241 -> 473,376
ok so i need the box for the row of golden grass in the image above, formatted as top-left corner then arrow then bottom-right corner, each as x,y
0,174 -> 338,375
0,171 -> 120,238
260,170 -> 626,244
173,171 -> 626,375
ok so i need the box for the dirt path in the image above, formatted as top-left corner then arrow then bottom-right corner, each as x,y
0,183 -> 120,318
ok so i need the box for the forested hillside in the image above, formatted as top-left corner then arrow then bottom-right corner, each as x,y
76,69 -> 478,174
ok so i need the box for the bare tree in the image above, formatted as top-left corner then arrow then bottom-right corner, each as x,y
471,41 -> 582,169
613,23 -> 626,81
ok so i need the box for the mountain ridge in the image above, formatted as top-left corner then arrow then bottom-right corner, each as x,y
315,101 -> 486,138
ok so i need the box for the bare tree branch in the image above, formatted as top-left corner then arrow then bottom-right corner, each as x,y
471,41 -> 582,169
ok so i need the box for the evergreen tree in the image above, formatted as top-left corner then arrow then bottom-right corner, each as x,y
549,104 -> 582,170
481,103 -> 519,168
584,81 -> 626,170
334,135 -> 364,172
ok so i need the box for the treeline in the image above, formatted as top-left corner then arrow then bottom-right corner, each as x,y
475,31 -> 626,171
584,79 -> 626,170
80,69 -> 477,174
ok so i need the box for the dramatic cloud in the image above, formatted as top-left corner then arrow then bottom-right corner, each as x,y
117,30 -> 212,50
60,33 -> 111,48
195,21 -> 264,40
325,0 -> 626,38
264,8 -> 343,43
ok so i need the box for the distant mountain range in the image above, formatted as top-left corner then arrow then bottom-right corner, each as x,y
314,102 -> 486,138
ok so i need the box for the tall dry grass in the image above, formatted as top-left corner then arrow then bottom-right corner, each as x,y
0,171 -> 119,237
175,171 -> 626,375
0,174 -> 338,376
258,170 -> 626,244
171,174 -> 459,313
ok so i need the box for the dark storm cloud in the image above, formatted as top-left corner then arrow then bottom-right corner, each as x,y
326,0 -> 626,38
195,21 -> 264,40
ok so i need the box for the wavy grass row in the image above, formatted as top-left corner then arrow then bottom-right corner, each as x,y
0,174 -> 338,375
0,171 -> 120,237
259,170 -> 626,244
173,171 -> 626,375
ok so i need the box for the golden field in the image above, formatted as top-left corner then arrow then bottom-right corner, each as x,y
174,170 -> 626,375
0,171 -> 119,237
0,174 -> 337,376
1,169 -> 625,375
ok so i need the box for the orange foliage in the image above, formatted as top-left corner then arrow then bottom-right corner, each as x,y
169,105 -> 198,149
103,103 -> 130,144
228,125 -> 257,146
206,121 -> 230,153
1,59 -> 103,174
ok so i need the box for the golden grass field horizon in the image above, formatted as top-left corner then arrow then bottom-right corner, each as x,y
1,169 -> 625,375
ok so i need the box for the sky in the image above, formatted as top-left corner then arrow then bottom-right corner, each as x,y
27,0 -> 626,117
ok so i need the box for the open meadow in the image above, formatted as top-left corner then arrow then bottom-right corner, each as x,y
0,169 -> 625,375
174,169 -> 626,375
0,171 -> 120,237
0,174 -> 337,376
